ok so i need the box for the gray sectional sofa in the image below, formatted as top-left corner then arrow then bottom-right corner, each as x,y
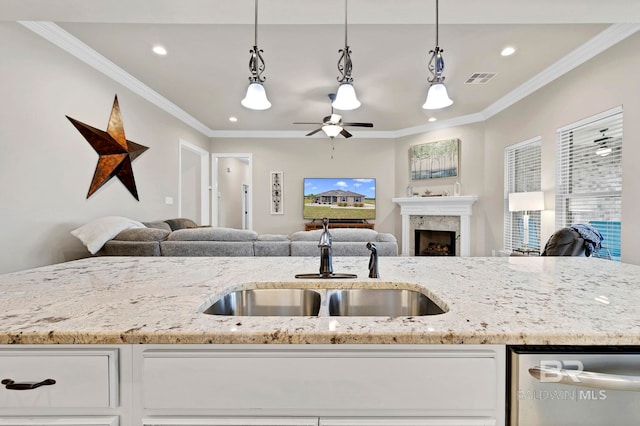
97,218 -> 398,257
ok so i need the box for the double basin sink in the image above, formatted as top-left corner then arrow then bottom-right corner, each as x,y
203,286 -> 447,317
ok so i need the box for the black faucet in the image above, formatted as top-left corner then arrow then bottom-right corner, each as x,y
367,242 -> 379,278
318,217 -> 333,277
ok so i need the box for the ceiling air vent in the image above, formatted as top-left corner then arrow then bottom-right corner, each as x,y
465,72 -> 497,84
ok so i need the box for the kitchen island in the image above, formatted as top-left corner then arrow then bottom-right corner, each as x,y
1,256 -> 639,425
0,255 -> 638,345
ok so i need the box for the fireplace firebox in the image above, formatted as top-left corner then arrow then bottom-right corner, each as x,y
415,230 -> 457,256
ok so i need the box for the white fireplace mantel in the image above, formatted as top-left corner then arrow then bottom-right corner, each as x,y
392,195 -> 478,256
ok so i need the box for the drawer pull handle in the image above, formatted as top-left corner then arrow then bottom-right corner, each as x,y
1,378 -> 56,390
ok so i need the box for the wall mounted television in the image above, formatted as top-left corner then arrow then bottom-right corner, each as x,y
303,178 -> 376,221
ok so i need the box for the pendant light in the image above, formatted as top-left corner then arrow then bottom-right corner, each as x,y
241,0 -> 271,110
332,0 -> 361,111
422,0 -> 453,110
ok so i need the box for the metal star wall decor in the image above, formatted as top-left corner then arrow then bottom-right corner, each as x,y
66,95 -> 148,200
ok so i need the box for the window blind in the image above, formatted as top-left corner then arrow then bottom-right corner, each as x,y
504,137 -> 542,252
556,107 -> 623,261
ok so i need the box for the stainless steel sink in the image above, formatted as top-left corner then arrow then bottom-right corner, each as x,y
203,289 -> 321,316
328,289 -> 445,316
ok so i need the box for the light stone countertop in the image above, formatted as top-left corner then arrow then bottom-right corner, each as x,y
0,256 -> 639,345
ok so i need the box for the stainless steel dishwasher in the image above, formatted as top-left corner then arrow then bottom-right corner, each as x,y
509,345 -> 640,425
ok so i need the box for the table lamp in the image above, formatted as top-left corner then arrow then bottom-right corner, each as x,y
508,191 -> 545,247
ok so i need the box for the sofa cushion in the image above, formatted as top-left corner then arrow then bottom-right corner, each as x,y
160,241 -> 254,256
168,227 -> 258,242
113,228 -> 170,242
71,216 -> 145,254
290,228 -> 379,242
143,221 -> 172,232
99,240 -> 162,256
257,234 -> 290,241
164,218 -> 199,231
376,232 -> 397,243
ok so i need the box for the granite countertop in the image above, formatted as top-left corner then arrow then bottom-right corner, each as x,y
0,256 -> 639,345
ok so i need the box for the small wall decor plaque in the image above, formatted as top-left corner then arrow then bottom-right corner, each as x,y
270,171 -> 283,214
409,138 -> 459,181
66,95 -> 149,200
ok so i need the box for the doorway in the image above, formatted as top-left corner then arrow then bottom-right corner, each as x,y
179,140 -> 210,225
212,153 -> 252,230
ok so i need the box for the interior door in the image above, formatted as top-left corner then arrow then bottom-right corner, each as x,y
212,153 -> 252,229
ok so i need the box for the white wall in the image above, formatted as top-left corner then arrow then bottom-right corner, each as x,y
483,33 -> 640,264
394,123 -> 487,256
210,137 -> 397,236
180,148 -> 202,224
0,23 -> 209,274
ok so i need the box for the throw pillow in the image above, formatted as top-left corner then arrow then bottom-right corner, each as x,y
71,216 -> 145,254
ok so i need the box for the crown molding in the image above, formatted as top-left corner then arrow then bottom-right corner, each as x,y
19,21 -> 212,136
20,21 -> 640,140
482,23 -> 640,120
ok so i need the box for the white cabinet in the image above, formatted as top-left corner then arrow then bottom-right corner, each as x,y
143,418 -> 318,425
0,346 -> 129,426
0,417 -> 119,425
135,345 -> 505,425
0,344 -> 505,426
0,348 -> 118,408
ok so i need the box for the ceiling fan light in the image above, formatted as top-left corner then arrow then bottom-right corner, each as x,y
241,82 -> 271,110
332,83 -> 361,110
422,82 -> 453,110
322,124 -> 343,138
595,147 -> 612,156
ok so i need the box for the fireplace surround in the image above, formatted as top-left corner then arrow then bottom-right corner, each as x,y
392,195 -> 478,256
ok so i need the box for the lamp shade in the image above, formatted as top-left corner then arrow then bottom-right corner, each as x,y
332,83 -> 361,110
322,124 -> 343,138
241,82 -> 272,110
508,191 -> 545,212
422,82 -> 453,110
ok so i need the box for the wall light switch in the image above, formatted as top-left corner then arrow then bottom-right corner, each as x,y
165,196 -> 174,205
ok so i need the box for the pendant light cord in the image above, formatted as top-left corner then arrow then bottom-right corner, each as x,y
254,0 -> 258,46
435,0 -> 439,47
344,0 -> 348,46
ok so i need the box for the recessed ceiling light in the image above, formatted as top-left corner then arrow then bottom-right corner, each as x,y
229,117 -> 238,122
428,117 -> 437,122
152,45 -> 167,56
501,46 -> 516,57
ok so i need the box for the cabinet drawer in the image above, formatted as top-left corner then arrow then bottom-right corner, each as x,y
142,348 -> 498,414
0,349 -> 118,408
0,417 -> 119,425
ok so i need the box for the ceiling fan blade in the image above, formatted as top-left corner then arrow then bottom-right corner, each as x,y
342,122 -> 374,127
340,129 -> 353,138
305,128 -> 323,136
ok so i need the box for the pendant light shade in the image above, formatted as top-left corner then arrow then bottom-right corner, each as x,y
332,83 -> 361,110
241,82 -> 271,110
242,0 -> 271,110
332,0 -> 361,111
422,82 -> 453,110
422,0 -> 453,110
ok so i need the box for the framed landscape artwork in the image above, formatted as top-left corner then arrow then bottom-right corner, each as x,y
410,138 -> 459,180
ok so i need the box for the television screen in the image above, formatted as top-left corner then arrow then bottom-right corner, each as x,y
303,178 -> 376,220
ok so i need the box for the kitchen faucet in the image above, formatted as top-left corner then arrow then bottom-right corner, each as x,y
294,217 -> 357,279
318,217 -> 333,276
367,242 -> 379,278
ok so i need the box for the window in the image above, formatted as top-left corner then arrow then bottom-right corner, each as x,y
504,137 -> 542,252
556,107 -> 622,261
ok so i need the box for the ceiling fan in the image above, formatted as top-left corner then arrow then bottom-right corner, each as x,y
294,94 -> 373,139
